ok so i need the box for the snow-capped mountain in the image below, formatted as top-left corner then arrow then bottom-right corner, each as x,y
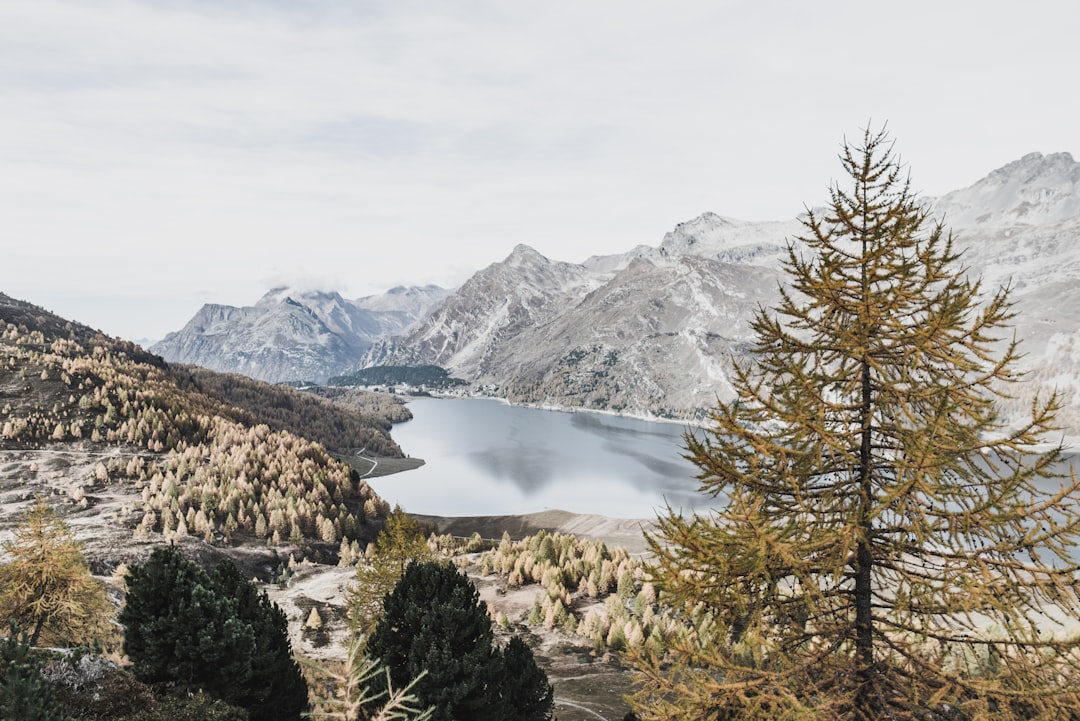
931,152 -> 1080,434
152,286 -> 450,384
369,152 -> 1080,433
932,151 -> 1080,229
151,151 -> 1080,434
363,233 -> 787,418
362,245 -> 608,378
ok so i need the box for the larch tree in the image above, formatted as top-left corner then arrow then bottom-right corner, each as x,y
347,505 -> 431,633
630,128 -> 1080,721
0,498 -> 113,648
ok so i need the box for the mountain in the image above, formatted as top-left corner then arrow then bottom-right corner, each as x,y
368,152 -> 1080,434
362,245 -> 608,378
151,285 -> 451,384
362,234 -> 788,418
930,152 -> 1080,435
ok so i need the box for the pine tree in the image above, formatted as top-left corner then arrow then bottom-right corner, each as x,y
209,559 -> 310,721
0,498 -> 113,648
0,621 -> 67,721
497,636 -> 554,721
120,545 -> 308,721
120,545 -> 254,697
630,127 -> 1080,720
365,561 -> 503,721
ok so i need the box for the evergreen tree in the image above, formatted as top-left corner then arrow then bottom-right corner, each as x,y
0,622 -> 67,721
0,498 -> 113,648
630,128 -> 1080,720
497,636 -> 554,721
209,560 -> 309,721
365,561 -> 503,721
347,506 -> 431,633
120,545 -> 308,721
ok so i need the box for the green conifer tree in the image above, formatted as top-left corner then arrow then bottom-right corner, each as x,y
209,560 -> 309,721
497,636 -> 554,721
0,622 -> 68,721
365,561 -> 503,721
120,545 -> 308,721
630,127 -> 1080,721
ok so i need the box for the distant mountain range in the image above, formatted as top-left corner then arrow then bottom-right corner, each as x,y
150,285 -> 451,384
154,151 -> 1080,436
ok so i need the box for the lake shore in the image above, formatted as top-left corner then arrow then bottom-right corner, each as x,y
358,450 -> 666,555
411,508 -> 659,555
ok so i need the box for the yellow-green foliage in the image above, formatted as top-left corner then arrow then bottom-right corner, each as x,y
0,498 -> 115,649
631,128 -> 1080,721
171,367 -> 407,457
0,303 -> 392,549
347,507 -> 432,633
132,420 -> 374,546
478,530 -> 684,656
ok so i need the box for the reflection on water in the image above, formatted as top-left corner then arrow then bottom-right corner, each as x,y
367,398 -> 709,518
368,398 -> 1080,526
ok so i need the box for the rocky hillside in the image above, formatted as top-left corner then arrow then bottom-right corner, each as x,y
152,285 -> 451,384
368,152 -> 1080,433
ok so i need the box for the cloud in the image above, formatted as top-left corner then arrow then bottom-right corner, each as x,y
1,0 -> 1077,340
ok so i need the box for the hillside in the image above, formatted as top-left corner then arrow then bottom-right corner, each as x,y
0,292 -> 406,570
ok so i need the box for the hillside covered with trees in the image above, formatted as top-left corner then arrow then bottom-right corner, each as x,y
0,292 -> 406,552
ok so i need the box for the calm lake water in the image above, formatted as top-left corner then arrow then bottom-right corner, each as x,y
367,398 -> 713,518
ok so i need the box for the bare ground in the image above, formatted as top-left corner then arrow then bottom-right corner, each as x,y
1,445 -> 646,721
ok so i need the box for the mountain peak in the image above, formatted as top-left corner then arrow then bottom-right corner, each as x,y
992,151 -> 1077,183
657,212 -> 799,268
505,244 -> 550,266
933,151 -> 1080,228
256,286 -> 346,308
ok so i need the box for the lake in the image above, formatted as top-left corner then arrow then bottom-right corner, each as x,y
366,397 -> 713,519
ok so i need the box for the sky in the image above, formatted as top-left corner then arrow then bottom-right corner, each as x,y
1,1 -> 1078,342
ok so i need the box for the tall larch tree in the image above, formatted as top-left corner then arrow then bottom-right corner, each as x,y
0,498 -> 113,648
630,127 -> 1080,721
347,505 -> 431,633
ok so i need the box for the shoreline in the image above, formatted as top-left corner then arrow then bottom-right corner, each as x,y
411,508 -> 658,555
405,390 -> 711,430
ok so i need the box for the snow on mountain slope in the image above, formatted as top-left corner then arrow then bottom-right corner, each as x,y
920,152 -> 1080,435
152,286 -> 448,384
354,284 -> 453,326
370,151 -> 1080,434
361,245 -> 608,378
932,152 -> 1080,229
151,150 -> 1080,434
657,212 -> 801,268
489,255 -> 783,418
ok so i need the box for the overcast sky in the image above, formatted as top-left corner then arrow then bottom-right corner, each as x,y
2,1 -> 1077,341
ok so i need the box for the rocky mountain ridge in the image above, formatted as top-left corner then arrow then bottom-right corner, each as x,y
367,152 -> 1080,433
151,284 -> 451,384
150,151 -> 1080,435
